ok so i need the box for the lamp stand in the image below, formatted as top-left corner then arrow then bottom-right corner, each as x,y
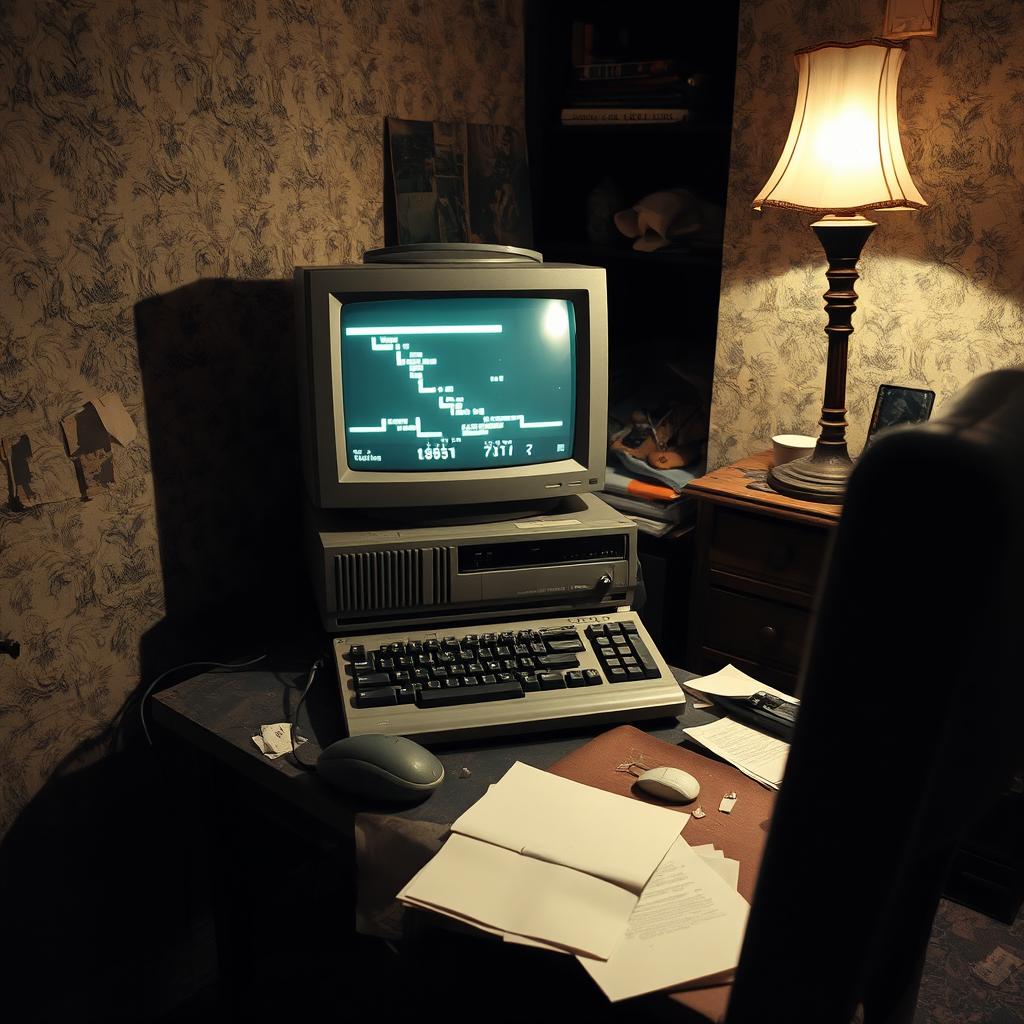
767,215 -> 877,504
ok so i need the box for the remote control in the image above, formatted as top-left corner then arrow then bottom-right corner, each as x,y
714,690 -> 798,740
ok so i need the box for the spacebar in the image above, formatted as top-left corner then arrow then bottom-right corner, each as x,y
416,681 -> 524,708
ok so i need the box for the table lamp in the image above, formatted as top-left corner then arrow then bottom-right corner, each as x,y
753,39 -> 927,502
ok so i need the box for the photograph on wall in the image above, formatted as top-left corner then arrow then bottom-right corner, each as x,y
387,117 -> 533,247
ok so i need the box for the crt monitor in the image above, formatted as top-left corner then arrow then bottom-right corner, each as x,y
294,258 -> 608,511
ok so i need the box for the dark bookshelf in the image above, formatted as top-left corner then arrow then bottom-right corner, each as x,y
525,0 -> 741,477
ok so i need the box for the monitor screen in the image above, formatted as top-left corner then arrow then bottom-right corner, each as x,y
340,297 -> 576,472
296,260 -> 607,510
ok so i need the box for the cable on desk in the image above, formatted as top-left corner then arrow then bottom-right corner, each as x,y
139,654 -> 267,746
290,657 -> 323,771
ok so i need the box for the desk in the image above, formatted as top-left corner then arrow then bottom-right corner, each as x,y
152,660 -> 767,1022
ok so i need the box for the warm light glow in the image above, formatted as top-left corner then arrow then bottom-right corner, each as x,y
753,40 -> 927,214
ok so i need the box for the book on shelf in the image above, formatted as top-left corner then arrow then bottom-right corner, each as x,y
565,86 -> 687,108
560,106 -> 689,126
574,57 -> 680,81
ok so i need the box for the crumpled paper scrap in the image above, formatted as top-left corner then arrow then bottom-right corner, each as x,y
252,722 -> 307,759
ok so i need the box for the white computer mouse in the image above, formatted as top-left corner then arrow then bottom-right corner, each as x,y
635,766 -> 701,804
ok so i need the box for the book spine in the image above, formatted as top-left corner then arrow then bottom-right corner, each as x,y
575,59 -> 677,81
560,107 -> 689,126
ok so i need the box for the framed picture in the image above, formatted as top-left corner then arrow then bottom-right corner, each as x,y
866,384 -> 936,444
884,0 -> 941,40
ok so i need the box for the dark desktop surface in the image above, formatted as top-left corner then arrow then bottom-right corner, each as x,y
150,652 -> 709,832
149,653 -> 715,1023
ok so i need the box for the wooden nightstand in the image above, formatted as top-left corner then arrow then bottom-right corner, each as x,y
685,451 -> 842,693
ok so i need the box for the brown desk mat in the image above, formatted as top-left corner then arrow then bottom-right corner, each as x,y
548,725 -> 777,1023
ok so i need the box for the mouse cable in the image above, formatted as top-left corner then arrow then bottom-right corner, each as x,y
290,657 -> 324,771
139,654 -> 267,746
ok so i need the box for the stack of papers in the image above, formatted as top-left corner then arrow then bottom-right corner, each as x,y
579,839 -> 748,1002
399,761 -> 687,958
398,761 -> 751,1001
682,664 -> 796,789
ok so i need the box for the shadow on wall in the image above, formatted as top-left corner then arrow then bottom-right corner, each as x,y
0,278 -> 329,1022
134,277 -> 319,672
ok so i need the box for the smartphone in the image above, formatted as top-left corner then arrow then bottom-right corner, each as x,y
866,384 -> 935,444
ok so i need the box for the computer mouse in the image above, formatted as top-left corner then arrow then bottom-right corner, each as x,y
317,734 -> 445,802
634,766 -> 700,804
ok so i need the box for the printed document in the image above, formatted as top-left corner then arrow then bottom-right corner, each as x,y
578,837 -> 750,1001
683,717 -> 789,789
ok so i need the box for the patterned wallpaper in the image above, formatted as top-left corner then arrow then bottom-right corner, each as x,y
0,0 -> 524,835
710,0 -> 1024,467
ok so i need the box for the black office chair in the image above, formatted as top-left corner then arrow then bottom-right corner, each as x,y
725,368 -> 1024,1024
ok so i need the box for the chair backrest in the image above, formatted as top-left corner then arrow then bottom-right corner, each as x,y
725,368 -> 1024,1024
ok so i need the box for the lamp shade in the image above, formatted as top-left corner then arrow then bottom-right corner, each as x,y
753,39 -> 927,214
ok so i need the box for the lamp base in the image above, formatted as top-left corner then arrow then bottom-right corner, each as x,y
766,446 -> 852,504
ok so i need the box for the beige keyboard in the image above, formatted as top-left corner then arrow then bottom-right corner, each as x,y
332,609 -> 685,743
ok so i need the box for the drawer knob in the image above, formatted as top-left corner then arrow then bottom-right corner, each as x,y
759,625 -> 778,645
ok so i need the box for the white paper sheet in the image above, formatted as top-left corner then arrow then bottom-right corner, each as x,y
451,761 -> 688,892
687,663 -> 799,704
399,833 -> 638,959
683,717 -> 790,789
578,838 -> 750,1002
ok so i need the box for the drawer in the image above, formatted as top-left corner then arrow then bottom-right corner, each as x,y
704,587 -> 812,672
711,507 -> 830,594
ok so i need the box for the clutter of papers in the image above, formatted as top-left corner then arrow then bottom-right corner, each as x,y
681,663 -> 795,789
397,760 -> 750,1000
683,717 -> 789,790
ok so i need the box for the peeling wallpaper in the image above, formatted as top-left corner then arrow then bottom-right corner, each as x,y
710,0 -> 1024,467
0,0 -> 524,834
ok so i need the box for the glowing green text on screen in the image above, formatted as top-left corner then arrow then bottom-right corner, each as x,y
341,297 -> 576,471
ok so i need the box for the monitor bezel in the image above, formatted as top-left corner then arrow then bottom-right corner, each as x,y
297,263 -> 608,510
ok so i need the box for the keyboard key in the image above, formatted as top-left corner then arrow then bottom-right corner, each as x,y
582,669 -> 602,686
536,653 -> 580,669
396,686 -> 416,704
546,638 -> 585,653
608,668 -> 628,683
629,636 -> 661,678
349,644 -> 366,662
354,672 -> 392,689
355,687 -> 397,707
538,672 -> 566,690
565,670 -> 586,687
416,680 -> 523,708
